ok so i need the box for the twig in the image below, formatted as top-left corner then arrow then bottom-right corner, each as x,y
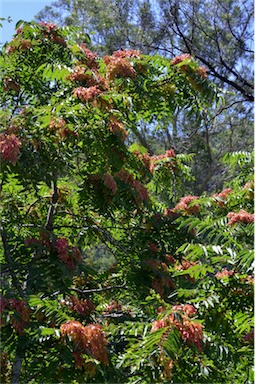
72,282 -> 127,295
45,177 -> 58,231
89,221 -> 130,257
101,312 -> 131,318
25,195 -> 51,218
206,99 -> 248,124
168,6 -> 254,101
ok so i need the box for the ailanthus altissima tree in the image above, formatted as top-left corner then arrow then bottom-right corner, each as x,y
0,21 -> 253,383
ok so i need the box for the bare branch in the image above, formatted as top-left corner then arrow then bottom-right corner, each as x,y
7,90 -> 26,125
161,1 -> 254,102
72,282 -> 127,295
101,312 -> 132,319
195,54 -> 254,101
212,18 -> 253,90
206,99 -> 248,124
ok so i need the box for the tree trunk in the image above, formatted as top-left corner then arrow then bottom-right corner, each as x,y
11,339 -> 25,384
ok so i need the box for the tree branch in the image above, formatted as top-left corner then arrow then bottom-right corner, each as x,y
11,336 -> 25,384
25,195 -> 51,219
169,4 -> 254,102
212,18 -> 253,90
195,54 -> 254,101
7,90 -> 25,125
88,219 -> 130,257
45,177 -> 58,231
206,99 -> 247,124
101,312 -> 131,319
72,282 -> 127,295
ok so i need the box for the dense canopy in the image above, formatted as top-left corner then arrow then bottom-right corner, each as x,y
0,20 -> 254,384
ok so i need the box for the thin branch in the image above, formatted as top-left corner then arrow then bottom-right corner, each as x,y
6,89 -> 26,126
226,16 -> 254,54
212,18 -> 253,90
206,99 -> 248,124
89,220 -> 130,257
72,282 -> 127,295
171,10 -> 192,55
166,4 -> 254,102
195,54 -> 254,102
0,175 -> 5,195
188,98 -> 248,140
101,312 -> 132,319
45,177 -> 58,231
25,195 -> 51,219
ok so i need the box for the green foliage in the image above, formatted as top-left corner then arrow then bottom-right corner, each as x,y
0,21 -> 253,384
34,0 -> 254,197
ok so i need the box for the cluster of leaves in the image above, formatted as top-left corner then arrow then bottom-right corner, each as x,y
0,21 -> 253,383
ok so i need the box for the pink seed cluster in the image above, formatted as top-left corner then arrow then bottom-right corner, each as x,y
145,258 -> 175,297
55,238 -> 83,270
73,86 -> 102,102
79,43 -> 98,69
148,242 -> 159,252
213,188 -> 232,207
103,173 -> 118,195
104,300 -> 122,313
134,148 -> 176,173
115,169 -> 149,202
243,330 -> 254,344
172,304 -> 197,317
39,22 -> 66,46
171,54 -> 207,78
215,269 -> 235,279
60,320 -> 108,367
0,297 -> 30,334
0,133 -> 22,165
103,54 -> 136,80
111,49 -> 140,59
227,210 -> 254,226
64,296 -> 95,316
174,195 -> 200,214
171,54 -> 192,66
151,305 -> 203,351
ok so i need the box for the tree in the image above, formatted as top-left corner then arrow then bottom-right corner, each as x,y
35,0 -> 159,55
0,21 -> 253,383
35,0 -> 254,193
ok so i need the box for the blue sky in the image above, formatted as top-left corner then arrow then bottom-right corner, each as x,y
0,0 -> 53,44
